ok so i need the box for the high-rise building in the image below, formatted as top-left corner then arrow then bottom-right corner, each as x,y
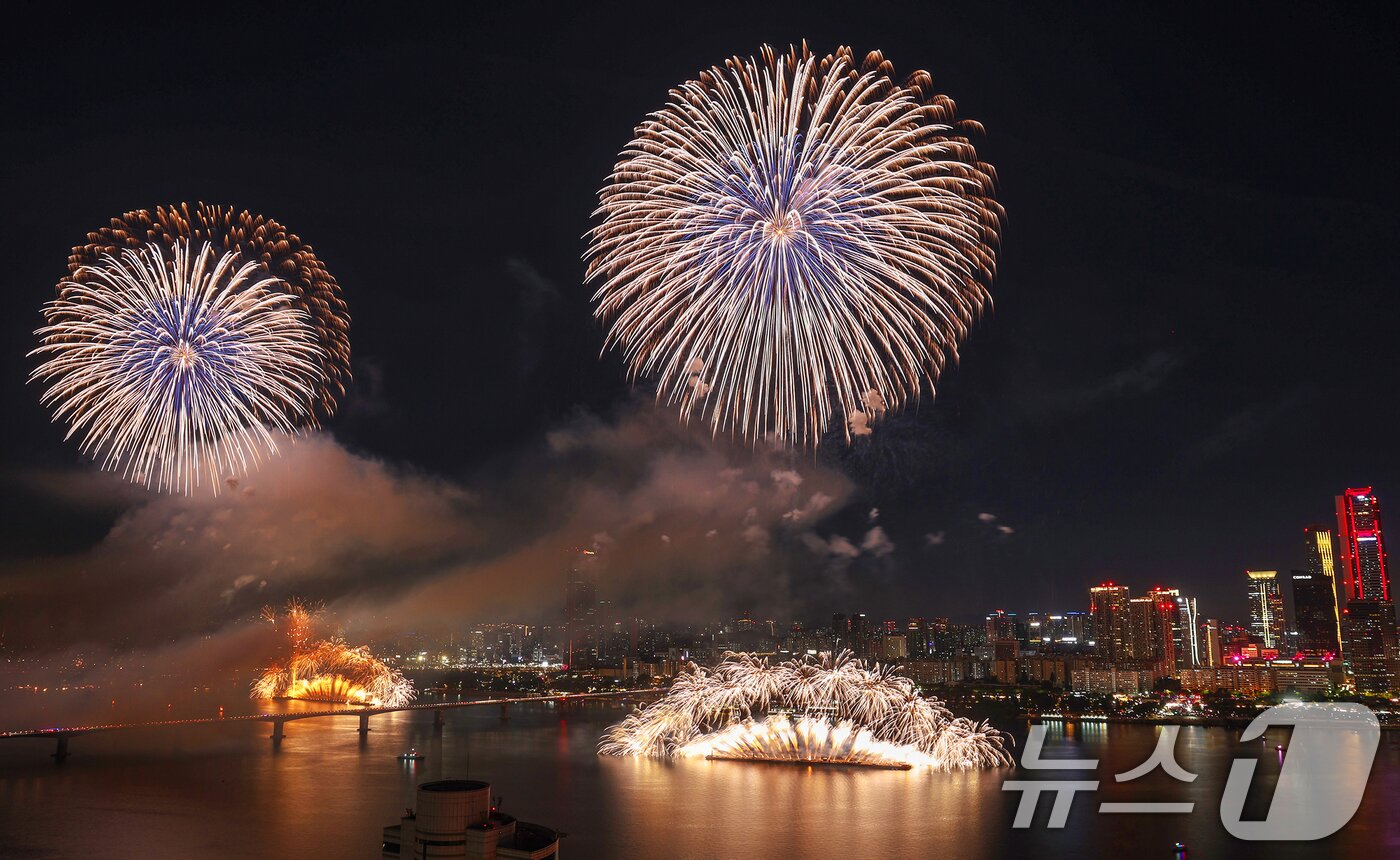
1029,612 -> 1091,651
1129,594 -> 1176,670
564,548 -> 599,669
1025,612 -> 1045,647
850,613 -> 874,657
1246,570 -> 1286,650
1335,488 -> 1397,694
1201,619 -> 1223,667
1057,611 -> 1092,648
832,613 -> 850,638
1336,488 -> 1390,601
829,613 -> 878,658
985,609 -> 1017,643
1172,594 -> 1201,669
1143,586 -> 1196,667
881,634 -> 908,661
1300,525 -> 1346,658
925,617 -> 960,657
1090,583 -> 1130,660
1291,569 -> 1342,658
1344,601 -> 1398,694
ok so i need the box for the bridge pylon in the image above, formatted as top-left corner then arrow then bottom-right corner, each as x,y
52,734 -> 69,763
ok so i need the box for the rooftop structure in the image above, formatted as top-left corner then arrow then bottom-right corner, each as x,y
382,779 -> 560,859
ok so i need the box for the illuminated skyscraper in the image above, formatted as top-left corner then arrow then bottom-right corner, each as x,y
1246,570 -> 1286,650
1170,593 -> 1201,669
1129,593 -> 1176,669
1336,488 -> 1396,693
1201,619 -> 1223,667
1298,525 -> 1345,658
1291,570 -> 1341,657
1337,488 -> 1390,601
564,548 -> 599,669
1089,583 -> 1130,661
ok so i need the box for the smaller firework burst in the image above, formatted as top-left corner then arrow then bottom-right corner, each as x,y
253,599 -> 414,708
31,241 -> 325,495
599,651 -> 1012,771
67,202 -> 351,417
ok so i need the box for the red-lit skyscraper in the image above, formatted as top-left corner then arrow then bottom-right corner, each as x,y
1336,488 -> 1389,601
1335,488 -> 1397,694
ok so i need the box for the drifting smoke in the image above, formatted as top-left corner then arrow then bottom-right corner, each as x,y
1,402 -> 874,658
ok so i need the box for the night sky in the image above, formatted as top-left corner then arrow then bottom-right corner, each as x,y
2,4 -> 1397,647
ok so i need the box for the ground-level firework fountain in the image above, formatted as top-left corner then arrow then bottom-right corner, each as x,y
600,651 -> 1012,770
252,599 -> 414,708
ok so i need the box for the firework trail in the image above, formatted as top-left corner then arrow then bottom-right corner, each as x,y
586,44 -> 1001,447
599,651 -> 1011,770
66,203 -> 350,416
30,241 -> 326,495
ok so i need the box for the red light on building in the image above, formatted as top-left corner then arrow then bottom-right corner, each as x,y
1336,487 -> 1390,602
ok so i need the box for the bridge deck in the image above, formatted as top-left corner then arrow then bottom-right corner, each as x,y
0,689 -> 660,739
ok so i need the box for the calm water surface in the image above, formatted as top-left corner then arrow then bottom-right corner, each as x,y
1,697 -> 1397,859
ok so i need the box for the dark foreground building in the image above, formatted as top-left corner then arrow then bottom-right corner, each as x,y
383,779 -> 560,859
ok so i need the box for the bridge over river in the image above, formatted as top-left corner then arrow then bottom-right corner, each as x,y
0,689 -> 662,762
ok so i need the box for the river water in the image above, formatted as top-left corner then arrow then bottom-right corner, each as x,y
1,697 -> 1397,858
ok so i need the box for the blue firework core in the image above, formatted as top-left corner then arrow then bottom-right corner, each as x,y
125,296 -> 250,415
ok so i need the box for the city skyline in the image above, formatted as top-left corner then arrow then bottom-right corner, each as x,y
446,488 -> 1382,670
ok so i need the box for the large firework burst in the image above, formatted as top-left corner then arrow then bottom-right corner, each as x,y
586,44 -> 1001,446
66,203 -> 350,417
599,651 -> 1012,770
30,241 -> 326,495
253,600 -> 414,708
